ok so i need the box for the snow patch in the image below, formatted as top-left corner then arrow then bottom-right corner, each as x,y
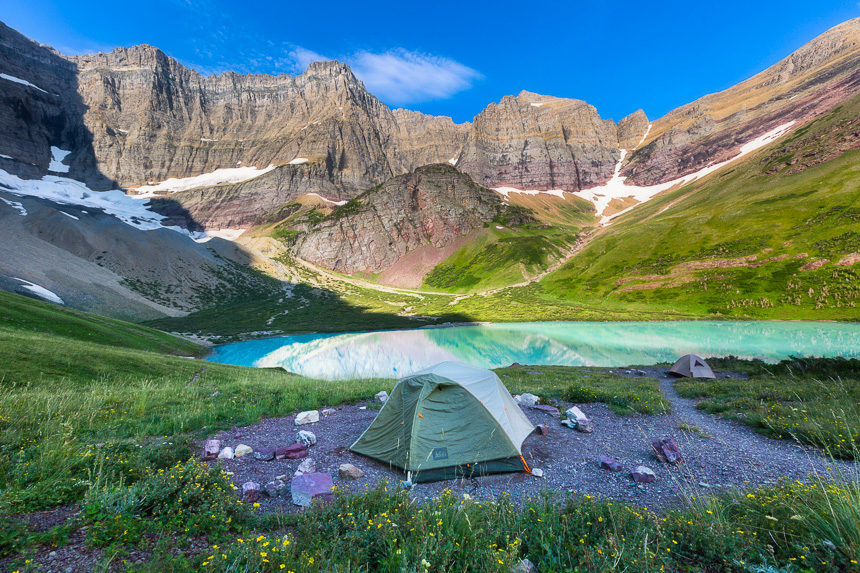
0,196 -> 27,216
530,102 -> 545,107
634,123 -> 652,149
58,210 -> 79,220
575,121 -> 797,225
134,165 -> 276,195
492,186 -> 567,199
0,168 -> 201,239
306,192 -> 347,206
495,225 -> 505,230
0,154 -> 13,160
0,72 -> 47,94
288,157 -> 309,165
447,157 -> 457,166
200,138 -> 218,142
12,277 -> 63,304
49,147 -> 71,173
202,228 -> 246,241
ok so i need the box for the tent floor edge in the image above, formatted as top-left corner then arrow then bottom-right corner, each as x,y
411,456 -> 527,483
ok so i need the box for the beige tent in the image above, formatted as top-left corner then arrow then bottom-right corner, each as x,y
669,354 -> 716,379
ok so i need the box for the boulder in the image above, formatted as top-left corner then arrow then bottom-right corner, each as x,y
254,449 -> 275,461
338,463 -> 364,480
599,456 -> 622,472
242,481 -> 261,502
295,410 -> 319,425
632,466 -> 656,484
218,446 -> 234,460
375,391 -> 389,403
264,480 -> 287,498
294,458 -> 316,477
234,444 -> 253,458
531,404 -> 560,416
560,419 -> 576,429
514,393 -> 540,407
535,424 -> 549,436
276,443 -> 308,460
575,420 -> 594,433
296,430 -> 317,447
202,439 -> 221,459
651,438 -> 682,464
565,406 -> 589,423
321,408 -> 337,417
513,558 -> 537,573
291,473 -> 334,507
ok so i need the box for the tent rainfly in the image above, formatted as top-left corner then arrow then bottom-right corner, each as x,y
350,362 -> 535,483
669,354 -> 716,379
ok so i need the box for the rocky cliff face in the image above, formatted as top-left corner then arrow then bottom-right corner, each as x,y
455,91 -> 624,192
623,18 -> 860,184
292,164 -> 505,274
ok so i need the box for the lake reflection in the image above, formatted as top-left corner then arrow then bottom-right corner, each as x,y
206,321 -> 860,380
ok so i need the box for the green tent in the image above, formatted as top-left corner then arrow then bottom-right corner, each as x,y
350,362 -> 535,482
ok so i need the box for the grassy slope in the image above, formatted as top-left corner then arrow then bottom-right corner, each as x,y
541,96 -> 860,319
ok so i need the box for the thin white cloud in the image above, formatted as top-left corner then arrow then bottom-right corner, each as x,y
288,47 -> 329,72
349,50 -> 481,104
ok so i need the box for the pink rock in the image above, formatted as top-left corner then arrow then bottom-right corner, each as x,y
652,438 -> 682,464
535,424 -> 549,436
291,473 -> 334,507
532,405 -> 560,416
276,443 -> 308,460
632,466 -> 656,484
242,481 -> 261,502
599,456 -> 622,472
202,439 -> 221,459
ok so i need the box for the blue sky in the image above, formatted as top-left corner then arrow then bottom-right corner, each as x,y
4,1 -> 858,123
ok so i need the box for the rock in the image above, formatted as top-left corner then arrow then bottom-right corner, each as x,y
575,420 -> 594,433
294,458 -> 316,477
276,443 -> 308,460
599,456 -> 622,472
201,439 -> 221,459
565,406 -> 589,423
242,481 -> 261,502
276,474 -> 288,481
531,468 -> 544,478
253,449 -> 275,461
217,446 -> 234,460
531,404 -> 560,416
651,438 -> 682,464
632,466 -> 656,484
321,408 -> 336,417
338,463 -> 364,480
264,480 -> 287,498
375,390 -> 389,403
698,481 -> 711,488
295,410 -> 320,425
514,393 -> 540,407
561,419 -> 576,429
291,472 -> 334,507
234,444 -> 253,458
296,430 -> 317,447
359,406 -> 367,410
510,362 -> 522,367
512,558 -> 537,573
535,424 -> 549,436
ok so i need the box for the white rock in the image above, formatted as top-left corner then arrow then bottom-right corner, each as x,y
234,444 -> 253,458
295,410 -> 320,425
375,391 -> 389,403
294,457 -> 316,477
321,408 -> 336,416
565,406 -> 589,423
531,468 -> 544,478
296,430 -> 317,447
338,463 -> 364,480
218,446 -> 234,459
515,393 -> 540,406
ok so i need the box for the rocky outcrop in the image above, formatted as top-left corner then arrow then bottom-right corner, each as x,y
456,91 -> 621,192
292,164 -> 506,273
623,18 -> 860,184
616,109 -> 650,149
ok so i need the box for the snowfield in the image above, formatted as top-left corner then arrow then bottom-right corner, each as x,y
305,192 -> 348,206
0,196 -> 27,216
0,72 -> 48,94
48,147 -> 71,173
288,157 -> 309,165
12,278 -> 64,304
134,165 -> 276,195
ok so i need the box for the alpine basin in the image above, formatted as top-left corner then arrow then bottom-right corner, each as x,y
205,321 -> 860,380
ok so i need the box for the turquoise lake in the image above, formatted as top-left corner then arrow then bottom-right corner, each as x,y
205,321 -> 860,380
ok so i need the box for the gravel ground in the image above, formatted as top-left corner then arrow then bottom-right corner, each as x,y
206,368 -> 859,513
